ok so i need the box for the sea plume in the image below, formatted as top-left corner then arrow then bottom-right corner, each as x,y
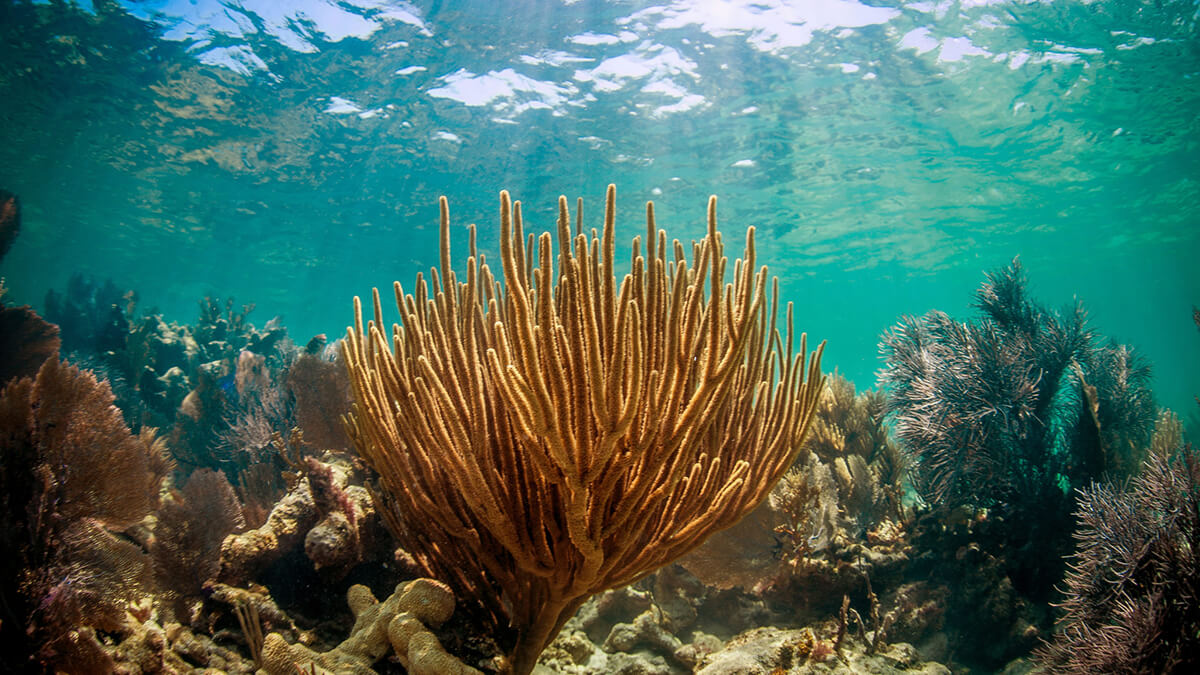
1037,413 -> 1200,673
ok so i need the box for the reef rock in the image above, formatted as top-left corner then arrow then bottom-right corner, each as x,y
695,626 -> 950,675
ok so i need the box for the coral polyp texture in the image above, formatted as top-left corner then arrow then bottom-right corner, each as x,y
342,185 -> 825,674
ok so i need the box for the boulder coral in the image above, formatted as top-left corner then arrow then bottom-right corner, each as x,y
260,578 -> 480,674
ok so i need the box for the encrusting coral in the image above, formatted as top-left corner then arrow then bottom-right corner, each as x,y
218,449 -> 379,585
343,185 -> 825,673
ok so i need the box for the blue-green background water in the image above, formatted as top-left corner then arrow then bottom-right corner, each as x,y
1,0 -> 1197,416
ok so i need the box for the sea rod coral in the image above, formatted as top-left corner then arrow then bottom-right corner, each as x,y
342,185 -> 825,673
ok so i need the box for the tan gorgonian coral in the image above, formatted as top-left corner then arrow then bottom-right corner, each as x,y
342,185 -> 825,674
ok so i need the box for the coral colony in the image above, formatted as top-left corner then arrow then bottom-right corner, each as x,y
1,186 -> 1197,674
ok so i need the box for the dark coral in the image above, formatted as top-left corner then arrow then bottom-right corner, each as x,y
880,259 -> 1155,508
44,273 -> 136,356
0,188 -> 18,262
878,259 -> 1159,669
0,302 -> 61,384
1038,425 -> 1200,673
879,259 -> 1155,590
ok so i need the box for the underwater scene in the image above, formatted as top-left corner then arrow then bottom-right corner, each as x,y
1,0 -> 1198,673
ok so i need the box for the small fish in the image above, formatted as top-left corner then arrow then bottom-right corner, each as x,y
217,373 -> 238,404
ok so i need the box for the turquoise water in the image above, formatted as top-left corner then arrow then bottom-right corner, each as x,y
1,0 -> 1197,416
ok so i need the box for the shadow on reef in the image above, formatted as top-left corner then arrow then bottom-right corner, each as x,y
2,186 -> 1197,675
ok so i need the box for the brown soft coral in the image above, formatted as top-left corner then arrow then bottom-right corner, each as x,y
0,356 -> 170,670
0,303 -> 60,384
155,468 -> 246,622
286,352 -> 352,452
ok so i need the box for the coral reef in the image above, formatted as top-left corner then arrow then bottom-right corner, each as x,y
286,351 -> 353,452
1037,413 -> 1200,673
343,186 -> 826,673
14,191 -> 1173,674
694,627 -> 947,675
541,597 -> 951,675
